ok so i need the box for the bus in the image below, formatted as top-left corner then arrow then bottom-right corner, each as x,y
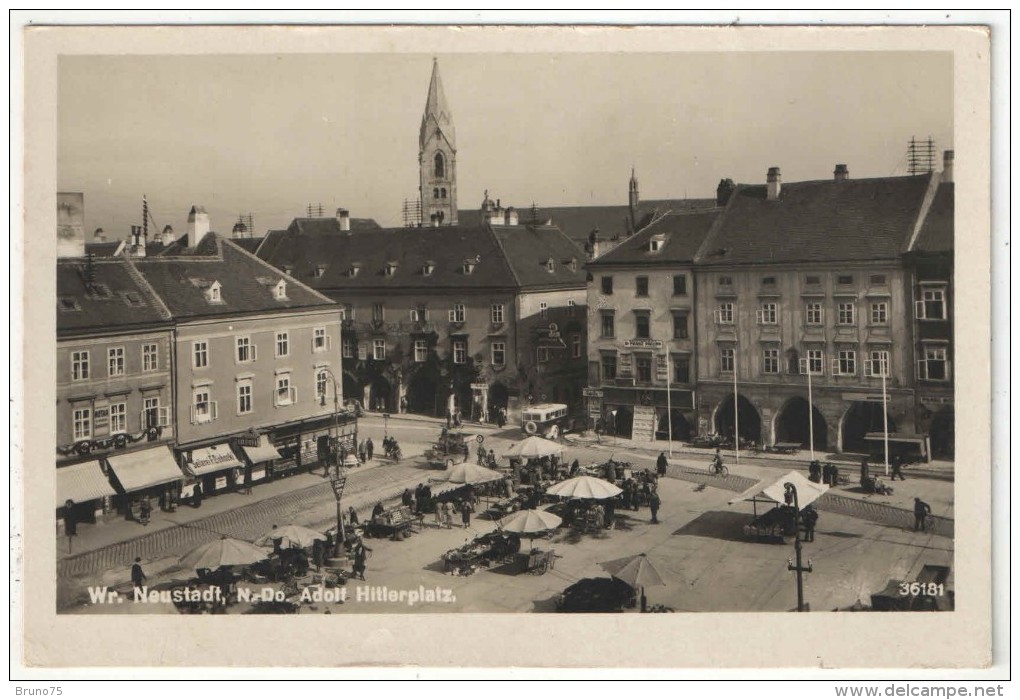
521,403 -> 571,439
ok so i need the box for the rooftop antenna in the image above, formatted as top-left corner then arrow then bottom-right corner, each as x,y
306,203 -> 325,218
402,198 -> 423,228
142,195 -> 148,242
907,136 -> 937,175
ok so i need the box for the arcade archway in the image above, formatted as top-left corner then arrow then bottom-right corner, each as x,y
714,394 -> 761,443
656,409 -> 691,441
612,406 -> 634,438
369,376 -> 393,413
406,371 -> 438,416
342,372 -> 360,407
842,401 -> 898,453
775,397 -> 828,450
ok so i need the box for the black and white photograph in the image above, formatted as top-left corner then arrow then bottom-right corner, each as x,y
16,20 -> 996,672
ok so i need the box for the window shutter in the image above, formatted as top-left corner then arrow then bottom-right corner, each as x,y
914,300 -> 925,319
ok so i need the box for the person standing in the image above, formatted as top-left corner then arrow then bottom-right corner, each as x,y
801,505 -> 819,542
351,538 -> 371,581
460,500 -> 472,529
477,443 -> 487,465
649,491 -> 661,524
443,501 -> 454,529
913,498 -> 932,531
358,441 -> 367,464
366,437 -> 374,462
890,455 -> 906,481
656,452 -> 668,477
348,506 -> 359,526
131,557 -> 146,589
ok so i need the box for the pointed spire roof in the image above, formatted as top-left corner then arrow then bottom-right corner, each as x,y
420,58 -> 455,150
629,167 -> 638,189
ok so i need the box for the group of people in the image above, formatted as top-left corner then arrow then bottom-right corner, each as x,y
807,460 -> 843,486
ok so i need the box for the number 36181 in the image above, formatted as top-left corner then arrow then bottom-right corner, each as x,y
899,582 -> 945,597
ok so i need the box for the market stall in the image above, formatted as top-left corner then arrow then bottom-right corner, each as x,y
106,445 -> 185,519
728,471 -> 829,543
441,530 -> 521,575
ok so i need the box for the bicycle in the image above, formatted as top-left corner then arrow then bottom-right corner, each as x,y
708,460 -> 729,478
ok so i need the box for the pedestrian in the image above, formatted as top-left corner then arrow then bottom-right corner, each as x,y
809,460 -> 822,483
891,455 -> 906,481
358,441 -> 367,464
801,505 -> 819,542
443,501 -> 454,529
371,502 -> 385,519
139,497 -> 151,526
477,443 -> 487,465
402,488 -> 414,508
487,449 -> 496,468
242,467 -> 253,495
351,538 -> 371,581
913,497 -> 932,532
649,491 -> 661,524
463,442 -> 471,464
656,452 -> 668,477
860,458 -> 871,484
312,539 -> 324,571
570,458 -> 580,476
63,500 -> 77,538
366,437 -> 374,461
193,482 -> 203,507
434,501 -> 443,527
348,506 -> 359,526
131,557 -> 146,589
460,500 -> 472,528
400,396 -> 408,414
339,444 -> 348,468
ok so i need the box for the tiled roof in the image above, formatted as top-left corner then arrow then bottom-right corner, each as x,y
912,183 -> 954,253
133,234 -> 336,319
229,237 -> 265,254
57,258 -> 171,336
695,175 -> 934,266
489,225 -> 587,288
290,217 -> 382,235
257,221 -> 585,292
458,198 -> 716,247
588,209 -> 722,267
83,241 -> 124,257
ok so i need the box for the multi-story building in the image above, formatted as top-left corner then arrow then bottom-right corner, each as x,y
585,209 -> 721,440
56,256 -> 177,528
693,165 -> 944,456
905,152 -> 955,458
254,217 -> 587,425
133,215 -> 352,496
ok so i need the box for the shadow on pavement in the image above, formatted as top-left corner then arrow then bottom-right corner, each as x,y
532,594 -> 561,613
820,530 -> 862,539
672,510 -> 755,542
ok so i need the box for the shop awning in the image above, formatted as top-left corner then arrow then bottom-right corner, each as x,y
187,443 -> 244,477
56,461 -> 117,508
728,471 -> 829,509
241,435 -> 283,464
107,446 -> 184,493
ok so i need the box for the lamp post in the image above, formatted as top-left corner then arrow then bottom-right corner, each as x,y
318,367 -> 347,556
665,341 -> 673,458
784,482 -> 813,612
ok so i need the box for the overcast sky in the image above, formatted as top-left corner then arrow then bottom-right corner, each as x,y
58,51 -> 952,237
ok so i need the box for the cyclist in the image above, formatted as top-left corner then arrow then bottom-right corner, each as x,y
710,448 -> 727,476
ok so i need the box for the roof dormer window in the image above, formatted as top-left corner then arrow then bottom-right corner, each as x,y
545,258 -> 555,273
648,234 -> 666,253
348,263 -> 361,277
273,279 -> 287,300
282,265 -> 294,276
205,280 -> 222,304
423,260 -> 436,276
462,259 -> 477,275
384,261 -> 399,277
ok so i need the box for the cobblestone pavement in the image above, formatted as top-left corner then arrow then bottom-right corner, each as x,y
666,464 -> 953,538
58,463 -> 428,580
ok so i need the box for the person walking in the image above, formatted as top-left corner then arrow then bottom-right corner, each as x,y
913,497 -> 932,531
443,501 -> 454,529
890,455 -> 906,481
131,557 -> 146,589
138,497 -> 151,526
400,396 -> 408,414
801,505 -> 819,542
656,452 -> 668,477
477,443 -> 487,466
460,499 -> 472,529
366,437 -> 374,462
649,491 -> 661,524
434,501 -> 444,528
347,506 -> 359,526
351,538 -> 371,581
358,441 -> 367,464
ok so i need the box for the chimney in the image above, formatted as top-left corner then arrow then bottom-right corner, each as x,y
942,150 -> 954,184
231,222 -> 247,238
716,178 -> 735,207
161,225 -> 175,246
130,225 -> 146,258
93,227 -> 105,242
336,208 -> 351,232
766,167 -> 782,201
506,207 -> 518,226
834,164 -> 849,182
186,205 -> 210,248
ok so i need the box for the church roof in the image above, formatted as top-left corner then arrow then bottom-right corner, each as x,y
420,59 -> 455,150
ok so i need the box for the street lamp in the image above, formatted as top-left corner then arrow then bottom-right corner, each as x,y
318,367 -> 348,556
783,482 -> 814,612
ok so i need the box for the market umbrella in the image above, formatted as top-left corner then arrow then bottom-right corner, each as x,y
439,462 -> 505,485
599,553 -> 667,612
504,436 -> 563,460
546,475 -> 622,500
253,524 -> 326,550
179,536 -> 270,572
499,508 -> 562,548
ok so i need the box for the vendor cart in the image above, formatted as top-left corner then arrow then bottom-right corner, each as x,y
363,506 -> 415,539
513,548 -> 555,575
728,471 -> 829,544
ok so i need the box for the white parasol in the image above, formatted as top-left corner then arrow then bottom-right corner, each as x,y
546,475 -> 622,500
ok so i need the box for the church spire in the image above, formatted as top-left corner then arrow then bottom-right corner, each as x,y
628,167 -> 640,233
420,58 -> 455,151
418,59 -> 458,226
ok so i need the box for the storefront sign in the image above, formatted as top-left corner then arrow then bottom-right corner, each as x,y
470,383 -> 488,390
618,352 -> 633,377
920,395 -> 954,405
623,339 -> 663,349
251,467 -> 267,482
214,476 -> 228,491
582,388 -> 603,398
190,445 -> 240,470
631,405 -> 656,441
234,433 -> 262,448
842,393 -> 890,403
655,354 -> 668,382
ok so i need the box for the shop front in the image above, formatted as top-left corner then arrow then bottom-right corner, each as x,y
56,460 -> 118,534
105,445 -> 185,519
601,387 -> 696,442
184,443 -> 245,496
236,434 -> 282,486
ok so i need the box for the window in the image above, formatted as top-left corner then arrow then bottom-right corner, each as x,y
567,299 -> 576,316
837,302 -> 856,326
440,188 -> 447,199
449,303 -> 466,323
453,340 -> 467,365
870,302 -> 888,325
635,355 -> 652,382
491,304 -> 504,325
236,336 -> 256,363
71,350 -> 90,381
316,371 -> 328,401
410,305 -> 429,322
806,303 -> 823,326
434,151 -> 445,177
143,397 -> 161,428
718,275 -> 733,287
313,327 -> 329,352
340,304 -> 354,320
600,310 -> 615,338
108,347 -> 125,377
716,303 -> 734,324
866,350 -> 890,377
72,407 -> 91,440
572,334 -> 582,358
806,349 -> 824,374
273,280 -> 287,300
601,353 -> 617,381
672,355 -> 691,384
372,303 -> 385,322
672,311 -> 689,340
384,262 -> 398,277
193,389 -> 214,423
805,275 -> 821,286
275,375 -> 294,406
142,343 -> 158,372
601,276 -> 614,295
237,381 -> 253,415
720,347 -> 735,373
917,287 -> 947,320
919,347 -> 949,381
342,337 -> 354,359
870,274 -> 887,285
414,340 -> 428,363
109,402 -> 127,433
433,187 -> 440,199
757,302 -> 778,325
636,276 -> 649,297
673,275 -> 687,296
207,283 -> 222,303
761,276 -> 777,287
635,311 -> 650,339
276,331 -> 289,358
545,258 -> 555,273
837,275 -> 854,285
537,347 -> 551,364
540,302 -> 548,319
648,236 -> 665,252
491,342 -> 506,367
373,339 -> 386,361
835,349 -> 857,376
763,348 -> 780,374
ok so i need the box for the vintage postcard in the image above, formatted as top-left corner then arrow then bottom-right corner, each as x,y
17,22 -> 993,671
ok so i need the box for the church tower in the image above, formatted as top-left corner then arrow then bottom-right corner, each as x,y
419,58 -> 457,226
627,168 -> 640,234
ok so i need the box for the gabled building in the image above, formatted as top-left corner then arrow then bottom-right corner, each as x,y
254,220 -> 588,424
585,209 -> 721,440
692,164 -> 944,457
